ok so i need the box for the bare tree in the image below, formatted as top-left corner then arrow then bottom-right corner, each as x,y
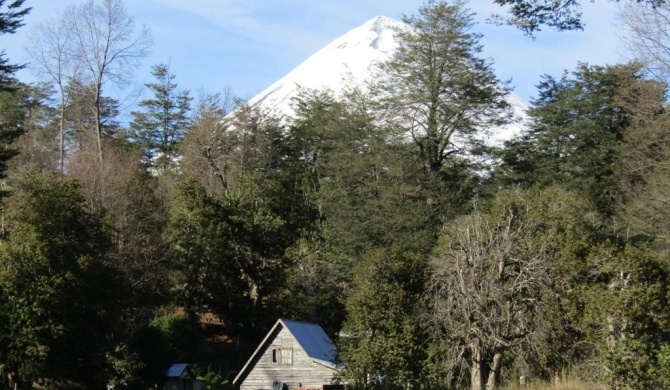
26,12 -> 77,173
181,89 -> 239,196
619,2 -> 670,84
427,189 -> 564,390
67,0 -> 151,164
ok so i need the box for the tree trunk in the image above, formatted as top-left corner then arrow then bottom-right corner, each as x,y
470,341 -> 485,390
94,95 -> 103,165
59,88 -> 65,173
486,350 -> 503,390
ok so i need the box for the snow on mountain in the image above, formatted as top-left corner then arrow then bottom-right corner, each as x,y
247,16 -> 400,114
247,16 -> 528,144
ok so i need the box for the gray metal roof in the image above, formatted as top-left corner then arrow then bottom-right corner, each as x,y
233,319 -> 339,387
281,319 -> 337,364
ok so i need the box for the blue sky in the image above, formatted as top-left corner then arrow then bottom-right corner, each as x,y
3,0 -> 625,106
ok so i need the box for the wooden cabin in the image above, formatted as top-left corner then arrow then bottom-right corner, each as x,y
233,319 -> 343,390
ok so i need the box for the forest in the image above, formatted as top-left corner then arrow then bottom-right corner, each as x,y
0,0 -> 669,389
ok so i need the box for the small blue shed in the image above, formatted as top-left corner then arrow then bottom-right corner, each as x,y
165,363 -> 204,390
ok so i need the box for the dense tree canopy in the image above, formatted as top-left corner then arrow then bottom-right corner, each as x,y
0,170 -> 124,389
2,1 -> 670,389
494,62 -> 644,215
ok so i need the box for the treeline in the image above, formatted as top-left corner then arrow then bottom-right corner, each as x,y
0,0 -> 669,389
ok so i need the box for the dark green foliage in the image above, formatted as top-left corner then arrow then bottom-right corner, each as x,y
657,345 -> 670,388
64,77 -> 122,141
0,0 -> 30,87
130,63 -> 192,170
289,89 -> 436,257
581,245 -> 670,388
495,62 -> 642,216
150,311 -> 206,363
106,327 -> 172,390
169,179 -> 250,324
169,178 -> 289,336
11,82 -> 60,171
377,0 -> 511,174
0,79 -> 24,173
617,80 -> 670,256
0,0 -> 30,36
1,1 -> 668,388
340,248 -> 428,387
0,0 -> 31,187
491,0 -> 666,35
0,81 -> 54,182
280,89 -> 437,335
191,364 -> 233,390
0,170 -> 124,389
491,0 -> 582,33
374,0 -> 511,223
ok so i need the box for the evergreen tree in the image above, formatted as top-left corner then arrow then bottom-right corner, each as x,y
490,0 -> 666,35
494,62 -> 642,216
584,245 -> 670,389
11,82 -> 60,171
616,77 -> 670,256
340,248 -> 428,387
169,178 -> 288,337
130,63 -> 191,171
0,170 -> 125,389
0,0 -> 30,89
280,89 -> 435,335
0,0 -> 30,187
374,0 -> 511,219
376,0 -> 511,174
64,77 -> 122,149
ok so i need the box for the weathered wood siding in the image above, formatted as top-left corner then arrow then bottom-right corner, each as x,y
240,327 -> 338,390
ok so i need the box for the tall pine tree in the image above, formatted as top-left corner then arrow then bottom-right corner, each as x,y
0,0 -> 30,186
130,63 -> 191,171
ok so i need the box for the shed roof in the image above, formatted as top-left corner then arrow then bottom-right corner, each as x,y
166,363 -> 191,378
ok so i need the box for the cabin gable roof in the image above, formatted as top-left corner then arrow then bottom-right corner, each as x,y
233,319 -> 338,387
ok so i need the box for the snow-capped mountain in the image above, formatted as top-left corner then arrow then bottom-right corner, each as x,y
247,16 -> 528,143
247,16 -> 400,114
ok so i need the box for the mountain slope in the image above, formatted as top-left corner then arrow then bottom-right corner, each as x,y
247,15 -> 528,142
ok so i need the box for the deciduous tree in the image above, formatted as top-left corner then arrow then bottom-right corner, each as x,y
427,188 -> 598,390
181,89 -> 239,196
26,12 -> 76,172
67,0 -> 151,164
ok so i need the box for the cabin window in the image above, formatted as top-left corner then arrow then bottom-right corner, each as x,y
272,346 -> 293,365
